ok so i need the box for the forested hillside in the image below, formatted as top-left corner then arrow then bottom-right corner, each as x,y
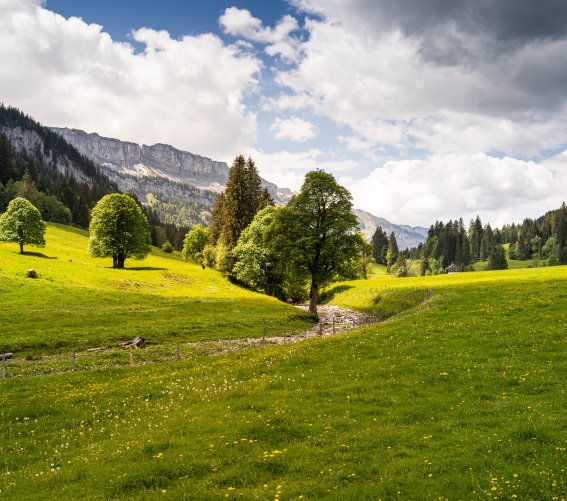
0,105 -> 188,248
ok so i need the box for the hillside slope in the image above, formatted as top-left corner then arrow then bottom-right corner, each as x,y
0,223 -> 312,354
1,263 -> 565,499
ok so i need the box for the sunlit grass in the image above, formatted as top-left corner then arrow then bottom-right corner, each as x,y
1,241 -> 566,499
0,223 -> 313,355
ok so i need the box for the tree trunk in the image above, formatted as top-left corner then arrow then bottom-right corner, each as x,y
308,280 -> 319,317
112,254 -> 118,268
19,242 -> 24,254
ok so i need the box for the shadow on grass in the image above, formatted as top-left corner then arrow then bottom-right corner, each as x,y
319,284 -> 354,304
20,251 -> 57,259
125,266 -> 169,271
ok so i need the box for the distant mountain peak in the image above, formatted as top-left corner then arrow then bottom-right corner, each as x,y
354,208 -> 428,249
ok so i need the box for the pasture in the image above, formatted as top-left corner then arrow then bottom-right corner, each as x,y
0,225 -> 565,499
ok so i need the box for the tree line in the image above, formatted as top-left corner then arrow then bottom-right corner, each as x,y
181,155 -> 369,316
371,207 -> 567,277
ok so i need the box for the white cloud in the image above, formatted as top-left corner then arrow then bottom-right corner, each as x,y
346,152 -> 567,227
219,7 -> 301,62
270,116 -> 316,142
273,4 -> 567,157
245,147 -> 357,192
0,0 -> 261,162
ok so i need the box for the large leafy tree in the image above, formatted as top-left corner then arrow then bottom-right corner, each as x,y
0,197 -> 46,253
274,170 -> 363,316
182,224 -> 210,267
233,206 -> 307,300
88,194 -> 151,269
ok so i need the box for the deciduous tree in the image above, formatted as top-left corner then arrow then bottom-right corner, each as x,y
182,224 -> 210,267
273,170 -> 363,316
0,197 -> 46,253
88,194 -> 150,269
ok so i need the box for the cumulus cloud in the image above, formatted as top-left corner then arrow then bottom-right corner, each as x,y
277,0 -> 567,157
0,0 -> 261,161
345,151 -> 567,227
270,116 -> 316,142
245,147 -> 357,192
219,7 -> 301,62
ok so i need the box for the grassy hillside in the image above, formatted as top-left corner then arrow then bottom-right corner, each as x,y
1,247 -> 565,499
0,224 -> 312,355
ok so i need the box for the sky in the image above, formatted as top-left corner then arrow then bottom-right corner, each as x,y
1,0 -> 567,227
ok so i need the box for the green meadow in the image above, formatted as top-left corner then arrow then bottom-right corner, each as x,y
0,224 -> 313,355
1,224 -> 566,499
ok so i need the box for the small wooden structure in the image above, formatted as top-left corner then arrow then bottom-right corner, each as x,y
445,263 -> 460,274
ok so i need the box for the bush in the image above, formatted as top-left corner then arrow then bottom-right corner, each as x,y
161,241 -> 173,253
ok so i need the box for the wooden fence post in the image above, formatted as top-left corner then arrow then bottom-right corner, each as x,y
129,347 -> 134,367
176,342 -> 181,361
332,316 -> 335,334
72,351 -> 76,372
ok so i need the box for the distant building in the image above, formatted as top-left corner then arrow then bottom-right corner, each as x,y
445,263 -> 460,274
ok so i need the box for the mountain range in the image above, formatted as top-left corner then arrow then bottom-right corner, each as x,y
0,105 -> 427,248
354,209 -> 428,249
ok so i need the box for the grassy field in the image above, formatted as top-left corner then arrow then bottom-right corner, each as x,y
1,232 -> 566,499
0,224 -> 313,356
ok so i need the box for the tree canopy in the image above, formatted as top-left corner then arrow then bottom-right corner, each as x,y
273,170 -> 363,316
0,196 -> 46,253
182,224 -> 210,267
233,206 -> 307,300
88,194 -> 151,269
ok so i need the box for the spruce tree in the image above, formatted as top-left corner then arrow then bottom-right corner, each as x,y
469,216 -> 483,261
386,232 -> 399,271
371,226 -> 389,264
258,188 -> 274,210
208,191 -> 226,245
557,203 -> 567,264
487,245 -> 508,270
220,155 -> 262,250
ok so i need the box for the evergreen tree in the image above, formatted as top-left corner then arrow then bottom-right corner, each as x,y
392,251 -> 408,277
480,223 -> 494,261
487,245 -> 508,270
220,155 -> 262,250
386,232 -> 399,271
469,216 -> 483,261
371,226 -> 389,264
258,187 -> 274,210
420,257 -> 430,276
16,171 -> 42,209
459,226 -> 470,265
557,203 -> 567,264
0,133 -> 17,184
208,191 -> 226,245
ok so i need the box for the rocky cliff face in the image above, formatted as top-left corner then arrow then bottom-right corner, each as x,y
50,128 -> 291,203
1,126 -> 93,185
355,209 -> 428,250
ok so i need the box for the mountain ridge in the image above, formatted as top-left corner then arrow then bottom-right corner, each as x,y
354,209 -> 428,249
